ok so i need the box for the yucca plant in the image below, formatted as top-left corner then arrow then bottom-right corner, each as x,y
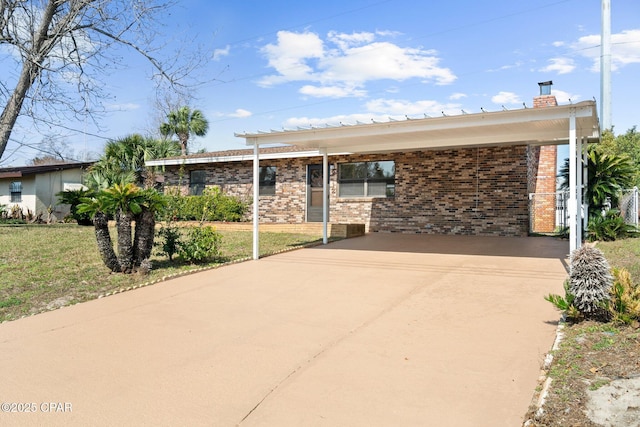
568,245 -> 613,321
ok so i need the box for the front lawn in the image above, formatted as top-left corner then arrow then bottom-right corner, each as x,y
0,224 -> 325,322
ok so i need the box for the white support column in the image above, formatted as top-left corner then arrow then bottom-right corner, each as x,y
582,139 -> 589,233
322,151 -> 329,244
576,136 -> 583,243
569,108 -> 579,253
252,143 -> 260,260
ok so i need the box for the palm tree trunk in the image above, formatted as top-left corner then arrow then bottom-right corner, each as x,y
116,209 -> 135,273
133,207 -> 156,265
93,211 -> 120,273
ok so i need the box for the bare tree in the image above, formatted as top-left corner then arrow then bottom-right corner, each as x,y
0,0 -> 209,162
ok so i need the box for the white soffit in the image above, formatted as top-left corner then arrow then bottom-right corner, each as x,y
238,101 -> 599,154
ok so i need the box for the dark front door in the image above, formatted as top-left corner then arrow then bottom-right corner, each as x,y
306,164 -> 328,222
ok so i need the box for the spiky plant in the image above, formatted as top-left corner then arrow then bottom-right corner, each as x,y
569,245 -> 613,320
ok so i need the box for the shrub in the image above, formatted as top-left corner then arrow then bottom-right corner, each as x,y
155,222 -> 182,262
56,189 -> 96,225
162,186 -> 248,222
569,245 -> 613,320
587,209 -> 638,242
178,226 -> 221,263
605,267 -> 640,324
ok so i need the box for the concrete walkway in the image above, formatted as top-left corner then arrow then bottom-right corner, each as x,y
0,234 -> 568,426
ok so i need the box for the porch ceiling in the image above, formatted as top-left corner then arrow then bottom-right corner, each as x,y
238,101 -> 599,154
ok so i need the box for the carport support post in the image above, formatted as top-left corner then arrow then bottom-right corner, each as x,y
569,108 -> 580,253
322,150 -> 328,244
252,142 -> 260,260
577,136 -> 583,242
583,140 -> 589,234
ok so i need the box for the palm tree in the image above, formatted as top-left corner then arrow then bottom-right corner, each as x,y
86,134 -> 181,190
132,189 -> 166,265
160,106 -> 209,156
102,183 -> 144,273
77,195 -> 121,273
78,183 -> 166,274
560,146 -> 635,217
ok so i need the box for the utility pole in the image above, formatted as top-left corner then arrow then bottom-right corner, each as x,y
601,0 -> 612,130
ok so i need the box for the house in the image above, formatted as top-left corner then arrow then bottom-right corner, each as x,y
0,162 -> 93,221
147,86 -> 599,258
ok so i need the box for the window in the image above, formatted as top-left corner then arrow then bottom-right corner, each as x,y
10,181 -> 22,203
190,170 -> 206,195
259,166 -> 276,196
338,161 -> 395,197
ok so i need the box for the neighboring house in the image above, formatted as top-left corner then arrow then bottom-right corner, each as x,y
147,87 -> 599,255
0,162 -> 93,221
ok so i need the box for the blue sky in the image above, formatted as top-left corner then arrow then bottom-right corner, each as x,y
3,0 -> 640,165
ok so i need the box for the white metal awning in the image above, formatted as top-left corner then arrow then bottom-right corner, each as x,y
238,101 -> 599,154
237,101 -> 599,259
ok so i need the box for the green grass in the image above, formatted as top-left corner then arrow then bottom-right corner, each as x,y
597,237 -> 640,280
0,224 -> 328,322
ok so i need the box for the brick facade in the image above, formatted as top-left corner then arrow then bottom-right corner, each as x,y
528,93 -> 559,233
164,145 -> 530,237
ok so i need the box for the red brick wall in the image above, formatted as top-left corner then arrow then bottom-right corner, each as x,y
529,95 -> 559,232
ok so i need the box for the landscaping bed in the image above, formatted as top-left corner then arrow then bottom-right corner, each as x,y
524,238 -> 640,426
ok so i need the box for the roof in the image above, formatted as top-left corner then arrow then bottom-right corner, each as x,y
237,101 -> 600,154
147,101 -> 600,168
0,162 -> 94,179
146,145 -> 329,167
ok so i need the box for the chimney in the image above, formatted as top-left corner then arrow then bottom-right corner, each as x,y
533,81 -> 558,108
528,81 -> 558,233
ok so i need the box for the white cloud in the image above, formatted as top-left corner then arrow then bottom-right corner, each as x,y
258,30 -> 456,97
259,31 -> 325,86
552,41 -> 565,47
366,98 -> 461,116
491,91 -> 521,105
283,97 -> 462,128
229,108 -> 252,118
449,92 -> 467,100
299,84 -> 366,98
571,29 -> 640,71
551,90 -> 579,104
487,60 -> 525,72
213,45 -> 230,61
540,57 -> 576,74
212,108 -> 252,118
327,31 -> 375,51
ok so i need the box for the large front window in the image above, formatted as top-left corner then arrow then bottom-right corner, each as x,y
338,161 -> 395,197
259,166 -> 276,196
190,170 -> 206,195
10,181 -> 22,203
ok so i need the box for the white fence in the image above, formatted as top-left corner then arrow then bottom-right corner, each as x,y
529,187 -> 639,233
620,187 -> 639,226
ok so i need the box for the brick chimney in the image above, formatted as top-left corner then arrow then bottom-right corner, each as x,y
533,81 -> 558,108
528,81 -> 558,233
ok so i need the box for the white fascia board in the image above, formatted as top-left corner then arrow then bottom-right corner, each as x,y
145,150 -> 332,167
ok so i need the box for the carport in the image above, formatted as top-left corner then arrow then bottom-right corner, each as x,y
237,101 -> 600,258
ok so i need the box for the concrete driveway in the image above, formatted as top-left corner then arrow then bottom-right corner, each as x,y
0,234 -> 568,426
